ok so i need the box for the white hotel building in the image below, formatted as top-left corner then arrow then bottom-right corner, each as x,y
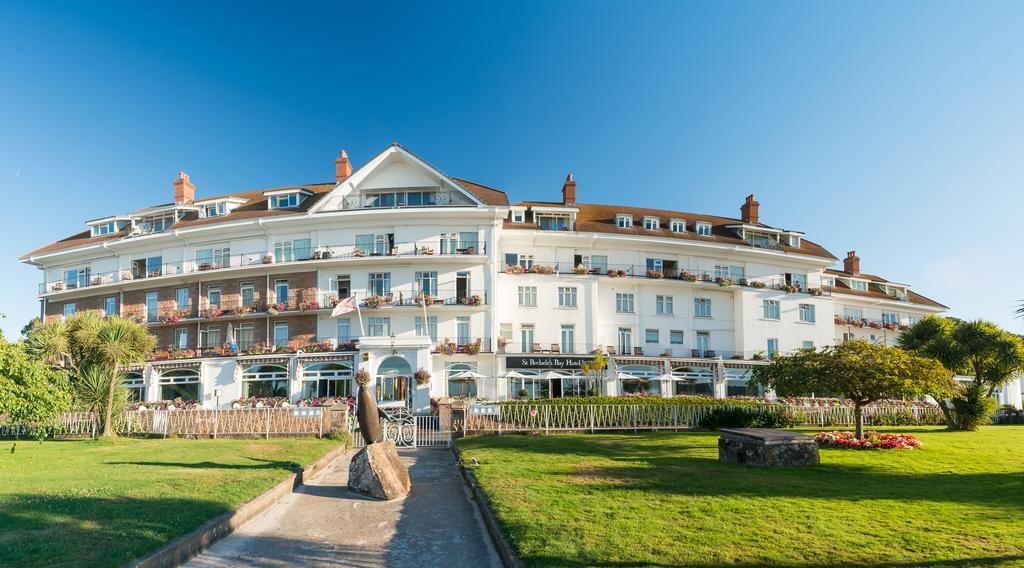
20,144 -> 1023,410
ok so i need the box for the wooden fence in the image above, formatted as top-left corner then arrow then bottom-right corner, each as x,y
464,403 -> 946,433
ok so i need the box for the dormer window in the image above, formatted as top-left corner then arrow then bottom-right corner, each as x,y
696,222 -> 712,236
265,188 -> 312,210
92,222 -> 116,236
822,276 -> 835,287
137,212 -> 176,234
512,210 -> 524,223
537,214 -> 571,231
204,202 -> 226,218
850,280 -> 868,291
643,217 -> 660,230
616,214 -> 633,228
669,219 -> 685,233
787,235 -> 801,247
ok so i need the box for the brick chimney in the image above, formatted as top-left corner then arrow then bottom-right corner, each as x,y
844,251 -> 860,275
740,194 -> 759,224
173,172 -> 195,204
335,150 -> 352,183
561,173 -> 576,206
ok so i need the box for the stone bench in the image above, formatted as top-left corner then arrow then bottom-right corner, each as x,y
718,428 -> 819,467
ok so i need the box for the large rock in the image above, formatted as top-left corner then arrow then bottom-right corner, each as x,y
348,441 -> 411,500
718,428 -> 820,467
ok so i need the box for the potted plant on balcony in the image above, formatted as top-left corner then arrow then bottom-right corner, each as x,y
435,340 -> 456,356
806,287 -> 824,296
246,343 -> 268,355
607,268 -> 628,278
202,307 -> 222,320
646,270 -> 664,279
120,271 -> 133,281
463,341 -> 481,355
750,280 -> 766,288
699,273 -> 713,283
353,248 -> 366,258
782,283 -> 799,294
834,315 -> 847,325
715,276 -> 733,287
415,292 -> 435,307
497,337 -> 509,353
532,265 -> 556,275
679,271 -> 697,282
198,263 -> 212,271
363,294 -> 388,309
464,246 -> 475,255
418,245 -> 435,255
170,348 -> 195,360
869,321 -> 883,329
504,264 -> 526,275
265,303 -> 280,316
572,265 -> 589,275
414,368 -> 431,387
460,294 -> 484,307
52,282 -> 64,291
91,276 -> 102,286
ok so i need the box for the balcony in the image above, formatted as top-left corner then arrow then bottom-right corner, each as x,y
147,336 -> 361,362
834,315 -> 907,331
431,337 -> 494,355
38,239 -> 489,295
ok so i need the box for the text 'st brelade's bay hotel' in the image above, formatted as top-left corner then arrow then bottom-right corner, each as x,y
24,144 -> 1018,410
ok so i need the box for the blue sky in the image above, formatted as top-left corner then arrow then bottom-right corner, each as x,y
2,1 -> 1022,338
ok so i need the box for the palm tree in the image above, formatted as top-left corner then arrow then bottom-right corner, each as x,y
88,317 -> 155,436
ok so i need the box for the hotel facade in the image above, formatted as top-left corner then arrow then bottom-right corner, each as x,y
20,144 -> 1023,410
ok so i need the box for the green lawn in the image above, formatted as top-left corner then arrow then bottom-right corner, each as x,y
0,436 -> 342,567
457,427 -> 1024,567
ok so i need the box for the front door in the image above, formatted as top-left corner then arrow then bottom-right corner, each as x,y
456,272 -> 470,302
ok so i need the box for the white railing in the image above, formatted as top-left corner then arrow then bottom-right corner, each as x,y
350,413 -> 453,448
116,407 -> 327,438
0,412 -> 99,439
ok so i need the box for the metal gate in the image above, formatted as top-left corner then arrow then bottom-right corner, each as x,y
351,408 -> 452,448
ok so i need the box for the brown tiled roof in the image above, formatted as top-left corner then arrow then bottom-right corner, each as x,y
505,202 -> 836,260
22,178 -> 508,260
824,268 -> 948,309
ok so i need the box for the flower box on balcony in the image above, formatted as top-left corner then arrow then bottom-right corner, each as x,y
462,342 -> 482,355
504,264 -> 526,275
715,276 -> 733,287
197,263 -> 212,271
750,280 -> 766,288
415,292 -> 435,307
532,265 -> 556,275
807,287 -> 824,296
418,246 -> 435,255
572,265 -> 589,275
782,284 -> 799,294
646,270 -> 664,279
298,301 -> 321,311
91,276 -> 102,286
363,295 -> 389,309
607,268 -> 628,278
679,272 -> 697,282
261,255 -> 274,264
460,294 -> 484,307
435,340 -> 457,356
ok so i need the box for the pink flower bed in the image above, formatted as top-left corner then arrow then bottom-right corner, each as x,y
815,431 -> 922,450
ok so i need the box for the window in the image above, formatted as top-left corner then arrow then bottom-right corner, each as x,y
656,295 -> 673,315
368,273 -> 391,296
207,286 -> 222,309
175,287 -> 190,311
63,303 -> 76,318
64,267 -> 90,288
851,280 -> 868,291
204,326 -> 221,348
799,303 -> 816,323
138,213 -> 176,234
415,271 -> 438,295
273,238 -> 312,262
356,233 -> 390,255
618,328 -> 633,354
696,222 -> 712,236
646,258 -> 663,273
243,364 -> 289,397
174,328 -> 189,350
616,214 -> 633,228
822,276 -> 835,287
788,234 -> 801,247
512,210 -> 524,223
457,316 -> 471,345
695,331 -> 710,355
203,202 -> 226,218
415,316 -> 438,342
92,221 -> 117,236
367,317 -> 391,337
238,323 -> 254,351
802,341 -> 815,350
557,324 -> 575,353
301,361 -> 353,399
124,372 -> 144,402
158,369 -> 199,400
615,293 -> 635,313
196,246 -> 230,269
715,265 -> 745,281
538,215 -> 570,231
590,255 -> 608,273
670,219 -> 685,233
132,255 -> 163,279
269,192 -> 303,209
365,190 -> 438,208
645,329 -> 659,344
763,300 -> 781,320
694,297 -> 711,318
104,297 -> 117,317
240,282 -> 255,307
145,291 -> 158,322
518,286 -> 538,307
558,287 -> 577,307
670,330 -> 684,345
643,217 -> 659,230
767,338 -> 779,358
882,312 -> 901,325
843,306 -> 864,321
337,319 -> 352,342
447,362 -> 479,398
499,323 -> 513,347
274,279 -> 289,304
520,325 -> 535,352
336,275 -> 351,298
273,321 -> 289,348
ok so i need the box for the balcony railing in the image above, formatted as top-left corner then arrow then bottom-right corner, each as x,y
498,341 -> 779,361
431,337 -> 493,355
148,336 -> 361,361
834,315 -> 908,331
38,239 -> 488,294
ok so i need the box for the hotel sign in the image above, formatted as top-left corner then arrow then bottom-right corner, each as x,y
504,355 -> 589,370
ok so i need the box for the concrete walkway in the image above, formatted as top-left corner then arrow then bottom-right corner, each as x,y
186,448 -> 502,568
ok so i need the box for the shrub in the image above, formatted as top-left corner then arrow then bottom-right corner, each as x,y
951,387 -> 997,430
697,407 -> 797,429
497,395 -> 755,407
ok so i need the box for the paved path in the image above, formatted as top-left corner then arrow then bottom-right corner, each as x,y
186,448 -> 502,568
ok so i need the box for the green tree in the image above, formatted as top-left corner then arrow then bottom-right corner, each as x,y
752,341 -> 954,439
581,351 -> 609,396
0,338 -> 73,440
900,316 -> 1024,430
24,314 -> 154,436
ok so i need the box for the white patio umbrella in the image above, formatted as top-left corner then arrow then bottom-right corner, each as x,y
503,370 -> 529,379
450,370 -> 485,381
226,323 -> 235,343
538,370 -> 569,380
616,372 -> 639,380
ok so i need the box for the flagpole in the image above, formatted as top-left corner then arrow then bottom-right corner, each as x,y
355,292 -> 365,339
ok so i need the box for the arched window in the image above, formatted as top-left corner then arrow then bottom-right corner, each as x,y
158,368 -> 200,401
671,365 -> 714,396
242,364 -> 289,398
618,364 -> 662,396
300,361 -> 354,399
124,371 -> 145,402
376,356 -> 412,403
446,362 -> 478,398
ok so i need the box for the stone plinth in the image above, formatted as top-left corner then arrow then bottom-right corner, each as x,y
348,441 -> 411,500
718,428 -> 819,467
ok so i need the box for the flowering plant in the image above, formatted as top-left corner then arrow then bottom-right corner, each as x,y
202,307 -> 223,320
297,396 -> 355,409
302,340 -> 336,353
232,397 -> 290,408
607,268 -> 628,278
435,340 -> 457,356
363,295 -> 389,309
132,398 -> 200,411
355,368 -> 371,386
646,270 -> 664,279
532,265 -> 556,275
160,310 -> 190,324
460,294 -> 484,307
246,343 -> 268,355
261,255 -> 274,264
869,321 -> 883,329
815,431 -> 922,450
497,337 -> 510,347
504,264 -> 526,274
170,349 -> 196,360
414,368 -> 431,386
782,283 -> 799,294
679,271 -> 698,282
715,276 -> 733,287
298,301 -> 320,311
806,287 -> 824,296
750,280 -> 766,288
415,292 -> 435,307
572,265 -> 589,275
462,341 -> 481,355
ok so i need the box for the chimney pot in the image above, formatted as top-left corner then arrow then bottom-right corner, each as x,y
335,150 -> 352,183
561,173 -> 576,206
173,171 -> 195,204
843,250 -> 861,275
740,194 -> 759,224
